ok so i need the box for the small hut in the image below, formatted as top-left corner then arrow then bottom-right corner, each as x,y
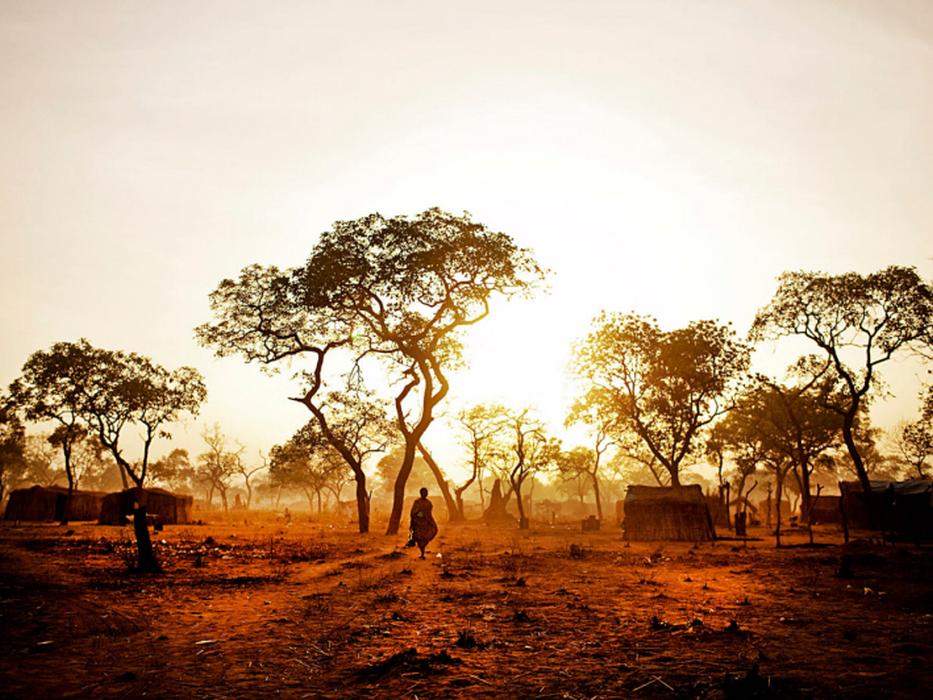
808,494 -> 842,525
705,494 -> 730,528
3,485 -> 106,522
840,479 -> 933,538
99,487 -> 193,525
622,485 -> 716,541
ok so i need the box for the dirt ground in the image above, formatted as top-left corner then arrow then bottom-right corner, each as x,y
1,516 -> 931,699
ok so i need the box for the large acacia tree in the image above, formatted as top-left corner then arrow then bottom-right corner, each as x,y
197,208 -> 543,535
575,314 -> 750,486
751,266 -> 933,494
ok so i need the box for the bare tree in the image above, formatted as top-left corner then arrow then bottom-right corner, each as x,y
505,409 -> 560,529
453,403 -> 508,519
197,424 -> 240,512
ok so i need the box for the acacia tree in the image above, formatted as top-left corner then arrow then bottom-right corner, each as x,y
197,424 -> 240,511
893,386 -> 933,478
505,409 -> 560,529
197,209 -> 543,535
707,407 -> 769,522
9,340 -> 100,523
0,398 -> 27,504
454,403 -> 508,517
555,447 -> 596,504
564,389 -> 620,520
81,346 -> 206,572
751,266 -> 933,494
575,314 -> 750,487
149,448 -> 196,493
236,452 -> 267,509
269,423 -> 346,514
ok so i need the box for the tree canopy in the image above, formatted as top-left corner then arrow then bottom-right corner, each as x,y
751,265 -> 933,493
197,208 -> 544,534
575,314 -> 750,486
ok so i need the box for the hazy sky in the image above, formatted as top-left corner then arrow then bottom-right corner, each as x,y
2,1 -> 931,471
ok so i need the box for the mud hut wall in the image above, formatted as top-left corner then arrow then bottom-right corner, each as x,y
622,485 -> 716,541
809,495 -> 842,525
623,501 -> 715,541
4,486 -> 105,522
3,487 -> 57,521
705,495 -> 730,528
98,488 -> 193,525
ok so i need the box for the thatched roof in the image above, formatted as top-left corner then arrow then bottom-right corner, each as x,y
4,485 -> 106,522
99,488 -> 193,525
623,484 -> 716,542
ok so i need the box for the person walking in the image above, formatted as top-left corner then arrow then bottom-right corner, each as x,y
407,487 -> 438,560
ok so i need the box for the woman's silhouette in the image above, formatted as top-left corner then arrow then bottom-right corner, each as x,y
408,487 -> 438,559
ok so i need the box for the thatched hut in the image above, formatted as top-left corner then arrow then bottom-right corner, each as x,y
3,485 -> 106,522
622,485 -> 716,541
840,479 -> 932,538
808,494 -> 842,524
705,494 -> 730,528
99,487 -> 193,525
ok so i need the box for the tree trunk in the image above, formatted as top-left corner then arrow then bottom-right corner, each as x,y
353,470 -> 370,534
61,472 -> 74,526
513,478 -> 528,529
132,487 -> 160,573
798,461 -> 813,524
591,473 -> 603,521
418,443 -> 462,522
454,491 -> 465,520
775,472 -> 784,548
842,405 -> 871,494
317,490 -> 322,514
386,440 -> 418,535
668,467 -> 681,487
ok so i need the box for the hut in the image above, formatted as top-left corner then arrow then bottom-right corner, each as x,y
622,484 -> 716,541
808,494 -> 842,525
705,494 -> 730,528
840,479 -> 933,538
3,485 -> 106,522
99,487 -> 193,525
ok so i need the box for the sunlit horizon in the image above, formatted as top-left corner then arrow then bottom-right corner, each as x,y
2,0 -> 931,473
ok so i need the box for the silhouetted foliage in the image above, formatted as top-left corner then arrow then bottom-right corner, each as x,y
576,314 -> 750,486
0,397 -> 27,504
751,266 -> 933,494
197,208 -> 544,534
197,424 -> 241,511
10,340 -> 205,571
504,409 -> 560,529
269,422 -> 346,514
564,388 -> 621,520
9,340 -> 98,522
894,386 -> 933,478
149,448 -> 196,494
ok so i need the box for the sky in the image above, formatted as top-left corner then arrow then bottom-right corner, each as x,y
1,0 -> 931,475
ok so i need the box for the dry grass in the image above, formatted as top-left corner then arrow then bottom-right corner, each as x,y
0,519 -> 931,698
